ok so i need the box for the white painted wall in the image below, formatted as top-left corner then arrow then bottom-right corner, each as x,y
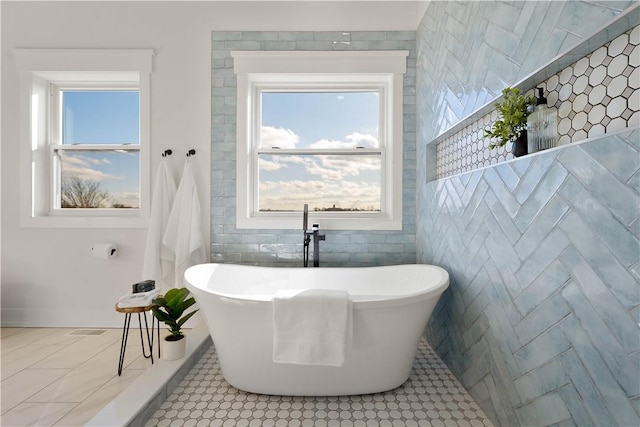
1,1 -> 424,327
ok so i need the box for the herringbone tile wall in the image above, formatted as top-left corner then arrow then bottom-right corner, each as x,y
419,130 -> 639,426
416,2 -> 640,426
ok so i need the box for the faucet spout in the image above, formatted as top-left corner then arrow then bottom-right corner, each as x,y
312,223 -> 325,268
303,204 -> 311,267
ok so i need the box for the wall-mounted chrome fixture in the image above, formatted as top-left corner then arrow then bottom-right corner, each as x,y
186,149 -> 196,157
162,149 -> 172,157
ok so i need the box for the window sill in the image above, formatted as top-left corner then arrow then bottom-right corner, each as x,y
236,212 -> 402,231
20,215 -> 148,228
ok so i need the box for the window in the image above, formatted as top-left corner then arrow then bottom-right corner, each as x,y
15,49 -> 153,227
53,88 -> 140,211
233,50 -> 407,230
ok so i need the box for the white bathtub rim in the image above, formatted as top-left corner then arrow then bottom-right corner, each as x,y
184,263 -> 450,309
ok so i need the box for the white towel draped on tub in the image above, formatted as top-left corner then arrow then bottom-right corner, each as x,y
272,289 -> 353,367
142,158 -> 177,289
162,157 -> 207,287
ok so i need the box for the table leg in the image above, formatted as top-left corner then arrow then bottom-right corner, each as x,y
118,313 -> 132,376
137,312 -> 152,360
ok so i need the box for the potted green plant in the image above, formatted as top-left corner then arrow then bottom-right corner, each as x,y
483,87 -> 534,157
152,287 -> 198,360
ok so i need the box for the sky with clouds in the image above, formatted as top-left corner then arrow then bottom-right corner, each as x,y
60,89 -> 381,211
61,91 -> 140,208
259,91 -> 381,212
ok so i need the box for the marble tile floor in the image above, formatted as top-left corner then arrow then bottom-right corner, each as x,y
0,326 -> 155,427
144,340 -> 494,427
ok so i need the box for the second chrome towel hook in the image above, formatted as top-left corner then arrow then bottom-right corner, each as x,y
162,149 -> 172,157
186,149 -> 196,157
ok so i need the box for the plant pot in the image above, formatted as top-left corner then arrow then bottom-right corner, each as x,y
162,335 -> 186,360
512,130 -> 528,158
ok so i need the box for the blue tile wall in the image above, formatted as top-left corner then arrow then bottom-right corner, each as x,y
416,2 -> 639,426
211,32 -> 416,267
419,130 -> 640,427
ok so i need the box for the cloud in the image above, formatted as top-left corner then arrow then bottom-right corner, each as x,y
259,179 -> 380,211
60,154 -> 121,182
261,126 -> 300,148
308,132 -> 378,149
265,154 -> 380,181
258,157 -> 286,172
346,132 -> 379,148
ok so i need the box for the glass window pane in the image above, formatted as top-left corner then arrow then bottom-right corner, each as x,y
260,91 -> 379,149
258,153 -> 381,212
58,150 -> 140,209
62,90 -> 140,145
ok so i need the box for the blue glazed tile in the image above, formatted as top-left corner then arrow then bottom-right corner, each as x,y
514,321 -> 570,374
514,260 -> 570,317
559,349 -> 616,427
556,384 -> 597,427
514,357 -> 570,404
558,211 -> 639,309
561,281 -> 640,397
559,315 -> 640,427
513,161 -> 568,232
466,224 -> 491,263
483,167 -> 521,219
461,268 -> 488,307
556,0 -> 619,38
484,214 -> 522,271
515,227 -> 570,288
484,299 -> 521,359
514,195 -> 569,260
461,179 -> 488,225
514,292 -> 571,347
483,368 -> 520,426
462,311 -> 489,351
495,163 -> 520,192
581,134 -> 640,184
512,1 -> 548,55
558,145 -> 638,226
560,175 -> 640,267
515,391 -> 571,426
628,168 -> 640,194
484,187 -> 522,246
488,268 -> 522,326
561,246 -> 640,354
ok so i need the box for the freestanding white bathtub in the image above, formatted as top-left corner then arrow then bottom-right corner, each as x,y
184,263 -> 449,396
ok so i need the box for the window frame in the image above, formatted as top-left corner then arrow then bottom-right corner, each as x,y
232,50 -> 407,230
49,83 -> 141,216
15,49 -> 153,228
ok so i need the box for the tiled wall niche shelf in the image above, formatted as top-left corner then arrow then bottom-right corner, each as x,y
427,3 -> 639,179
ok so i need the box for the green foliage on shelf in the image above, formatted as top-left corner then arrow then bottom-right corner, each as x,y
484,87 -> 534,149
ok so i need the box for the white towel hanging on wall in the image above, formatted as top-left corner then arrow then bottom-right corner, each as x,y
142,157 -> 177,290
162,157 -> 207,287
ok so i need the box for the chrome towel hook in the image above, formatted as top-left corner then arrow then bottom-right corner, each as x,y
162,149 -> 172,157
186,149 -> 196,157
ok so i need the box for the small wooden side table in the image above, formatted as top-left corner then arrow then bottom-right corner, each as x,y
115,303 -> 161,376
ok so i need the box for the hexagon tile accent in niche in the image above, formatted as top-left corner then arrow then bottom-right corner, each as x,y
436,26 -> 639,179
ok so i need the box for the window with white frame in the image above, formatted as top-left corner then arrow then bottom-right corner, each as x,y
232,51 -> 407,230
15,49 -> 153,227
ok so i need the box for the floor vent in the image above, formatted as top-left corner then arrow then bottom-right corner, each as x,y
66,329 -> 108,336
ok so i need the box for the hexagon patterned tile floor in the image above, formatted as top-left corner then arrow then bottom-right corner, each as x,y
144,340 -> 494,427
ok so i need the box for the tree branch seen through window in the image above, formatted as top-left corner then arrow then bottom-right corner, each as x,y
61,176 -> 114,208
